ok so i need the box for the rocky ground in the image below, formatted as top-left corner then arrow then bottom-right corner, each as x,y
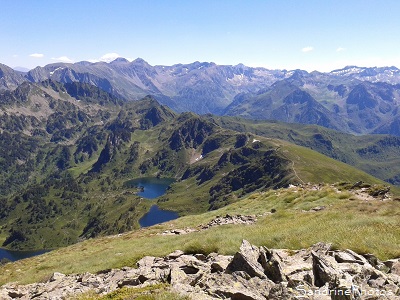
159,214 -> 259,236
1,240 -> 399,300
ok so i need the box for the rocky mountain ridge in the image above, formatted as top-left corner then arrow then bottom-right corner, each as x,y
0,63 -> 27,91
1,240 -> 399,299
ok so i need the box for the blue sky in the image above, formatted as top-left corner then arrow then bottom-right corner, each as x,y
2,0 -> 400,71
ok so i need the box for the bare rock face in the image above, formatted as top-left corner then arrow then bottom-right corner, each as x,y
259,247 -> 286,283
312,251 -> 341,287
1,240 -> 400,299
226,240 -> 266,279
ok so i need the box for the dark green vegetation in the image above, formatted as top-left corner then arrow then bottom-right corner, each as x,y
0,79 -> 394,251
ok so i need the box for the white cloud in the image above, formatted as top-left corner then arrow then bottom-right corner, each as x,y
99,53 -> 121,63
86,53 -> 131,64
336,47 -> 346,52
301,46 -> 314,53
51,56 -> 74,63
29,53 -> 44,58
12,54 -> 18,58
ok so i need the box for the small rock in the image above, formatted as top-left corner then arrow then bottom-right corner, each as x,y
170,265 -> 188,285
210,255 -> 232,273
166,250 -> 185,260
310,206 -> 326,212
49,272 -> 66,282
334,250 -> 365,265
388,260 -> 400,276
311,242 -> 332,255
136,256 -> 156,268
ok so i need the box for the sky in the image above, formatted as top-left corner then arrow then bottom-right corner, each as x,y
2,0 -> 400,72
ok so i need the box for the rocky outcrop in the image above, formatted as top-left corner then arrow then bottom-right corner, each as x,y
1,241 -> 399,299
160,214 -> 258,235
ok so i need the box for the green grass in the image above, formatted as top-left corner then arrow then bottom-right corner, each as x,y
71,284 -> 190,300
69,156 -> 99,177
1,184 -> 399,286
279,141 -> 389,186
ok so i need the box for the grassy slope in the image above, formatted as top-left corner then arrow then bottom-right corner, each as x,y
211,116 -> 400,185
1,183 -> 399,286
279,141 -> 385,184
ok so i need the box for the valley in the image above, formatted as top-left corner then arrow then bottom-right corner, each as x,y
0,60 -> 399,299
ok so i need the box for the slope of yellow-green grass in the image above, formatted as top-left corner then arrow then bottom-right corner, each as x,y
1,184 -> 399,286
277,140 -> 386,185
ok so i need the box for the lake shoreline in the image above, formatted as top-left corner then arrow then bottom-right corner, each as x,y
0,248 -> 51,262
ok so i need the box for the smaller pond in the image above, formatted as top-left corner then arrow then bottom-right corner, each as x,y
139,205 -> 179,227
0,248 -> 49,262
124,177 -> 175,199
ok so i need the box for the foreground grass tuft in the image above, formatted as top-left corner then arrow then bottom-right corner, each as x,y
71,284 -> 190,300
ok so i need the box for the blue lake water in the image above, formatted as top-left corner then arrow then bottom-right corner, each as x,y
139,205 -> 179,227
124,177 -> 179,227
124,177 -> 175,199
0,248 -> 49,262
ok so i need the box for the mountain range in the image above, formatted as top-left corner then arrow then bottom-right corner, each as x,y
1,59 -> 400,136
0,78 -> 394,250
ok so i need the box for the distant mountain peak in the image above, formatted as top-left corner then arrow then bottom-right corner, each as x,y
288,69 -> 309,79
75,61 -> 93,66
0,63 -> 28,90
330,66 -> 365,75
131,58 -> 148,65
13,66 -> 30,73
110,57 -> 130,64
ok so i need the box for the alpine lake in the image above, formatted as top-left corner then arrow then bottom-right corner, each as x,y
0,177 -> 177,262
123,177 -> 179,227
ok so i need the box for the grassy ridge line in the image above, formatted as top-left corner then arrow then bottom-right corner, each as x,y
1,184 -> 399,285
279,141 -> 383,185
211,116 -> 400,185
